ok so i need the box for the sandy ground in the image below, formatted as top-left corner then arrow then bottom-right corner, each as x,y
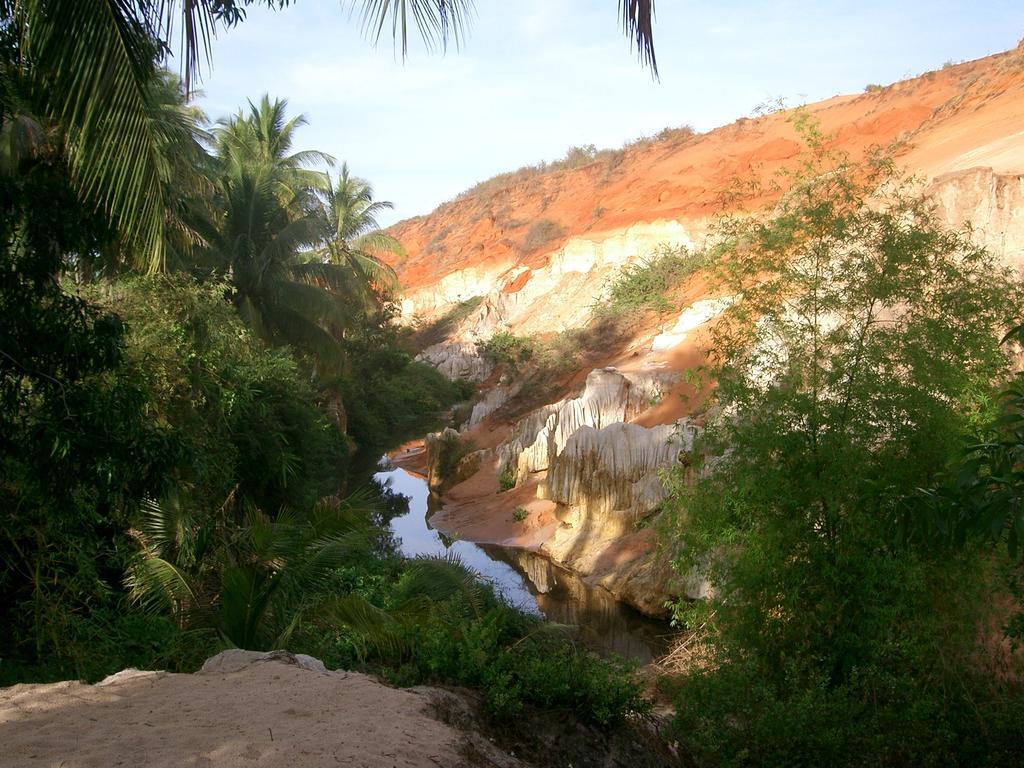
0,651 -> 488,768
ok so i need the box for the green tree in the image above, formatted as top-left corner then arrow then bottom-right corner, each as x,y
314,162 -> 403,316
127,493 -> 379,651
0,149 -> 184,683
663,127 -> 1024,764
206,96 -> 349,365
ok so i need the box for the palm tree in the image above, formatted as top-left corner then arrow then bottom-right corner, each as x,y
313,162 -> 403,315
207,96 -> 398,369
146,71 -> 215,272
214,95 -> 333,208
3,0 -> 657,272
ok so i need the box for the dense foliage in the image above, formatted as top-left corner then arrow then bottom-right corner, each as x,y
0,8 -> 649,737
661,125 -> 1024,765
0,150 -> 185,683
296,551 -> 650,726
0,14 -> 467,682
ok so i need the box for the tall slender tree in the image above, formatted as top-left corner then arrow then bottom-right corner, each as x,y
313,162 -> 402,314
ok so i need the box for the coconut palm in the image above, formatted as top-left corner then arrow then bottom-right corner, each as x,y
207,97 -> 385,367
214,95 -> 333,208
2,0 -> 656,272
313,162 -> 403,313
146,71 -> 215,271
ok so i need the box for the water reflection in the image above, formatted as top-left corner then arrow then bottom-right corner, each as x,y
374,466 -> 670,663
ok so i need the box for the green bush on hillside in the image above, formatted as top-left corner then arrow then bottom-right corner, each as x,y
595,244 -> 707,317
299,554 -> 650,727
477,331 -> 536,369
521,219 -> 566,252
661,118 -> 1024,765
340,318 -> 474,456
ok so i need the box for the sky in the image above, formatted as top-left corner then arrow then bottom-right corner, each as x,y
193,1 -> 1024,227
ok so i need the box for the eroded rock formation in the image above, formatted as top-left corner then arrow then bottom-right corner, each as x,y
405,48 -> 1024,620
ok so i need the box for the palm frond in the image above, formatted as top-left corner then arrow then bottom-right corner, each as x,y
18,0 -> 170,270
290,261 -> 380,309
324,593 -> 408,660
354,231 -> 405,260
353,0 -> 476,57
219,564 -> 275,649
393,553 -> 484,619
125,553 -> 197,614
274,278 -> 351,326
137,495 -> 189,551
266,301 -> 346,369
619,0 -> 658,79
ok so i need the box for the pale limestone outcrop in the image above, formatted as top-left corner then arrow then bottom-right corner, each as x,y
651,296 -> 734,351
425,428 -> 481,491
930,167 -> 1024,274
545,421 -> 694,521
539,420 -> 697,608
401,221 -> 704,342
399,260 -> 516,320
497,367 -> 679,484
415,341 -> 493,382
589,547 -> 681,618
444,366 -> 695,617
463,380 -> 521,429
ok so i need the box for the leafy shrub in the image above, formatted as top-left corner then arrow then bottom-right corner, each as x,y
661,119 -> 1024,767
672,656 -> 1024,767
521,219 -> 565,253
498,464 -> 516,492
313,555 -> 650,727
512,506 -> 528,522
405,296 -> 484,352
559,144 -> 598,169
0,165 -> 187,684
106,276 -> 350,512
434,432 -> 476,485
477,331 -> 535,369
341,319 -> 473,456
595,244 -> 707,317
655,124 -> 697,143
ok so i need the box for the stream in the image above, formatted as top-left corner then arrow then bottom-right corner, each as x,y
373,464 -> 671,664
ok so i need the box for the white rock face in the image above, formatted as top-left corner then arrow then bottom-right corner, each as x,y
546,421 -> 695,520
930,167 -> 1024,275
497,367 -> 680,484
401,220 -> 703,342
440,366 -> 697,617
541,419 -> 696,575
400,260 -> 517,320
463,381 -> 520,428
651,297 -> 734,351
415,341 -> 494,382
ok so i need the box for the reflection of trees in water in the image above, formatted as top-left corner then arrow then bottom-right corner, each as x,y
373,466 -> 671,664
482,545 -> 671,664
369,477 -> 411,526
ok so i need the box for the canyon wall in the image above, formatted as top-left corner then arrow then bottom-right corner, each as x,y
403,47 -> 1024,617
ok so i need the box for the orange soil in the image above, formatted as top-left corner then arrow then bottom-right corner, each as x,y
384,46 -> 1024,586
386,47 -> 1024,295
